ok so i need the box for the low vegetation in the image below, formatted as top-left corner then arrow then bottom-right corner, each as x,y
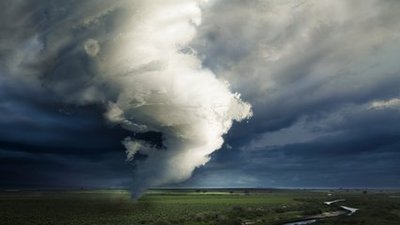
0,189 -> 399,225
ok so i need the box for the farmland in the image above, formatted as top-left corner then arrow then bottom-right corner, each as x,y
0,189 -> 399,225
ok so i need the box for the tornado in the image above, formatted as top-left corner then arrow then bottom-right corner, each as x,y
102,0 -> 252,197
1,0 -> 252,198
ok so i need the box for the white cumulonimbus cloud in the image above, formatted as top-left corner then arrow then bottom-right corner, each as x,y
100,0 -> 252,197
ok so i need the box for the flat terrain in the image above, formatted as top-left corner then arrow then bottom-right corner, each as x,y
0,189 -> 399,225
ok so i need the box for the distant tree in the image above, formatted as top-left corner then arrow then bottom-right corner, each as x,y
363,190 -> 368,194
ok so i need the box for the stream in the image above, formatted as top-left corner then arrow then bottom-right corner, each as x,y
282,219 -> 317,225
282,199 -> 359,225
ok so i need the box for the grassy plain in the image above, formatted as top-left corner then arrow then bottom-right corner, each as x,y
0,189 -> 399,225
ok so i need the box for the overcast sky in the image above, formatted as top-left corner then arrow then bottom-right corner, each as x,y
1,0 -> 400,189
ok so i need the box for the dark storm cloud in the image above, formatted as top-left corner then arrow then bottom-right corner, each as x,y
0,0 -> 138,187
0,83 -> 131,155
0,149 -> 132,188
1,0 -> 400,189
185,104 -> 400,188
194,0 -> 400,136
0,81 -> 134,187
182,0 -> 400,187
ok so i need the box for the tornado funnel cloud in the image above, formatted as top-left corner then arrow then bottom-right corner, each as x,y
103,0 -> 252,197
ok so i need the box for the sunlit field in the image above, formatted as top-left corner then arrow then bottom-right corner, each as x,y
1,189 -> 399,225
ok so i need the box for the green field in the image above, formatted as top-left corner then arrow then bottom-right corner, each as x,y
0,189 -> 399,225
